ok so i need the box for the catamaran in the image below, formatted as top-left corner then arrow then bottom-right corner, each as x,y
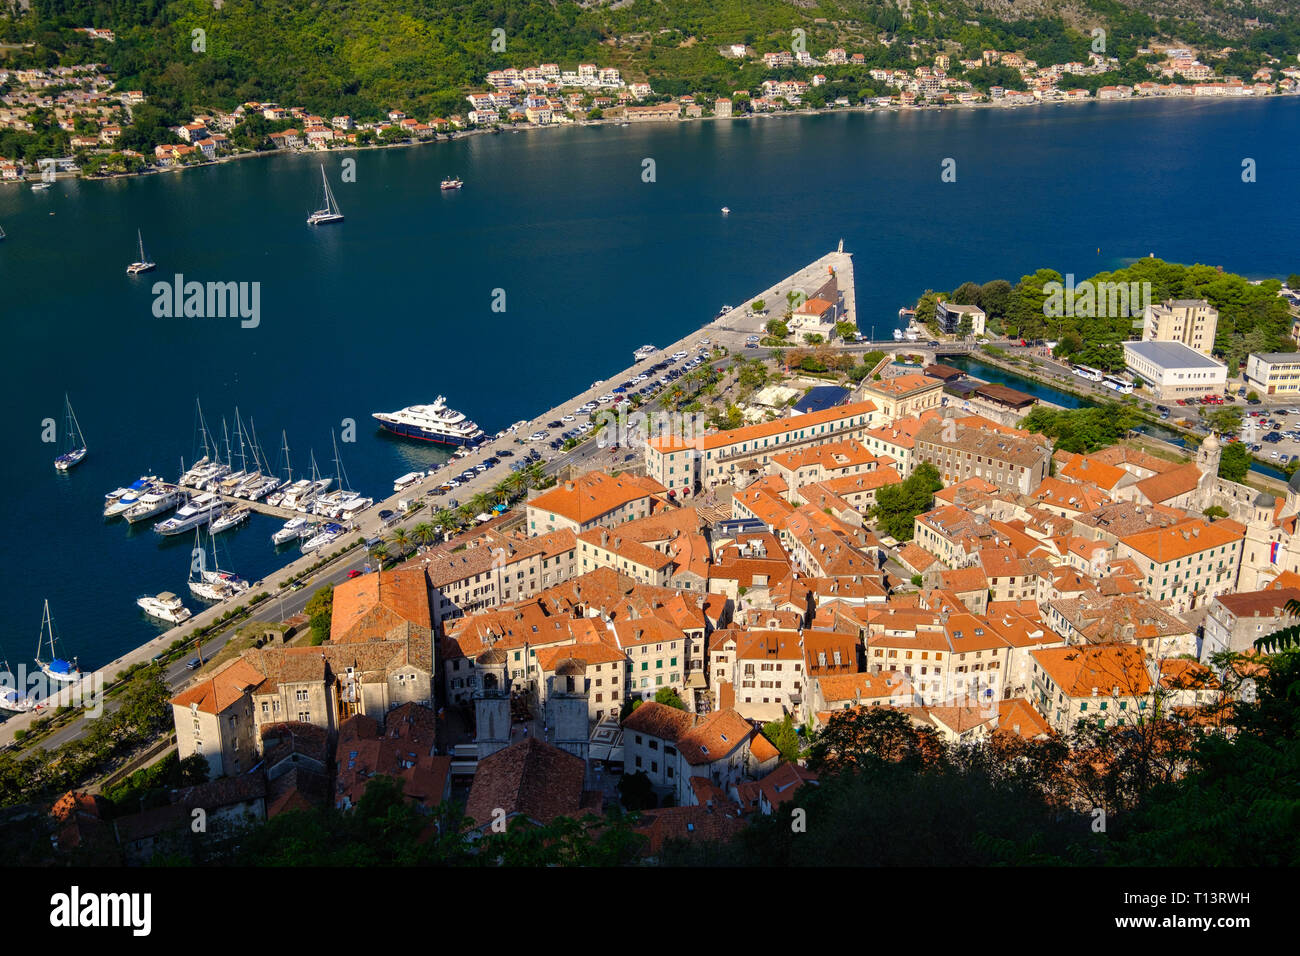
34,600 -> 81,684
126,229 -> 156,275
306,164 -> 344,225
53,395 -> 87,471
137,592 -> 192,625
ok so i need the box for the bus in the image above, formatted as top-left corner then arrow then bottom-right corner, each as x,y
1102,375 -> 1134,394
1072,364 -> 1104,382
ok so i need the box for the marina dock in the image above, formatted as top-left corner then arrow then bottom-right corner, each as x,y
0,247 -> 855,748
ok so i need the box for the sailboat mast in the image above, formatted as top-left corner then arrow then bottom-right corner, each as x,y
196,398 -> 212,461
282,431 -> 293,483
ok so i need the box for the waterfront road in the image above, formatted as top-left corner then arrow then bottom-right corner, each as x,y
0,247 -> 854,751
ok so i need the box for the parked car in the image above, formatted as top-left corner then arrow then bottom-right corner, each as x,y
186,658 -> 202,670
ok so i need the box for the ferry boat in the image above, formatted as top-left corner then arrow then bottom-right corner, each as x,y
34,600 -> 81,685
394,471 -> 425,493
372,396 -> 485,446
272,515 -> 311,545
154,492 -> 223,535
306,164 -> 344,225
123,485 -> 182,523
137,592 -> 192,625
53,396 -> 87,471
633,344 -> 658,361
440,176 -> 464,190
301,522 -> 345,554
125,229 -> 156,275
210,506 -> 251,534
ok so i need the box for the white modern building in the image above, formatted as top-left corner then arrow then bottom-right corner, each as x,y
1123,340 -> 1227,400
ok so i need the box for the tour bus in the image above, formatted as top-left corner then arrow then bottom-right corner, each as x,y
1072,364 -> 1104,382
1102,374 -> 1134,394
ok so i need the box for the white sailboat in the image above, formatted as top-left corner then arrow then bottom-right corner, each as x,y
306,164 -> 344,225
125,229 -> 156,275
189,528 -> 251,602
0,638 -> 36,712
34,600 -> 81,684
53,395 -> 87,471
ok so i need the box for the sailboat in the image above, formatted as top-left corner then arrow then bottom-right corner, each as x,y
189,528 -> 250,602
34,600 -> 82,684
0,637 -> 37,712
311,429 -> 372,519
126,229 -> 156,275
53,395 -> 87,471
306,164 -> 344,225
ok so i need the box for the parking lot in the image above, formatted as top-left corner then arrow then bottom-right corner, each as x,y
1239,407 -> 1300,466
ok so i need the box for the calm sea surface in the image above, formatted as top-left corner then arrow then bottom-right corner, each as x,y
1,96 -> 1297,670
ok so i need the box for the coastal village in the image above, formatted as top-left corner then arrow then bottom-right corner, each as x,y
3,35 -> 1299,182
35,249 -> 1299,863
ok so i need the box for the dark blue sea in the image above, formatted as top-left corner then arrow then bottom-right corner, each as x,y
1,96 -> 1297,670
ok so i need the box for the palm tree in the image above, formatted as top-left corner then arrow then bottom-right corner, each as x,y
389,527 -> 412,557
1257,598 -> 1300,652
431,509 -> 459,540
492,479 -> 512,504
456,503 -> 476,527
505,470 -> 528,498
367,541 -> 389,568
470,492 -> 493,516
411,522 -> 437,548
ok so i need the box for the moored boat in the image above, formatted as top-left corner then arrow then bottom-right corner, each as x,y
137,592 -> 192,624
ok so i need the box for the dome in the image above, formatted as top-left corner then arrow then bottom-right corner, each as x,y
1288,469 -> 1300,495
475,648 -> 508,667
1202,431 -> 1220,450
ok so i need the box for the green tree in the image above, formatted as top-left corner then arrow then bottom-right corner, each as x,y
868,462 -> 943,540
761,714 -> 800,763
1217,442 -> 1250,482
653,687 -> 685,710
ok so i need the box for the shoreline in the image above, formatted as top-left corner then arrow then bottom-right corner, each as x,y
5,91 -> 1295,188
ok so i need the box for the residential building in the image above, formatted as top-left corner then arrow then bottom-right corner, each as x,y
1244,352 -> 1300,396
1142,298 -> 1219,354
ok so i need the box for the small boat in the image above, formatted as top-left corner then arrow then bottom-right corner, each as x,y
717,305 -> 733,317
306,164 -> 344,225
301,522 -> 345,554
633,344 -> 657,361
893,328 -> 904,341
272,515 -> 311,545
720,207 -> 730,216
394,471 -> 425,492
210,506 -> 251,534
0,647 -> 37,712
137,592 -> 192,625
189,528 -> 250,601
31,181 -> 52,191
34,600 -> 82,685
54,396 -> 88,471
125,229 -> 156,275
440,176 -> 464,190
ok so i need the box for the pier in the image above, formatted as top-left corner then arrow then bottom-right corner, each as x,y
0,246 -> 857,749
177,485 -> 306,522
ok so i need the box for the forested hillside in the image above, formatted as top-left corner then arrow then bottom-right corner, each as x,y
5,0 -> 1300,122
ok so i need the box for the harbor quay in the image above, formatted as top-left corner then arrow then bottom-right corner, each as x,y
0,246 -> 855,749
